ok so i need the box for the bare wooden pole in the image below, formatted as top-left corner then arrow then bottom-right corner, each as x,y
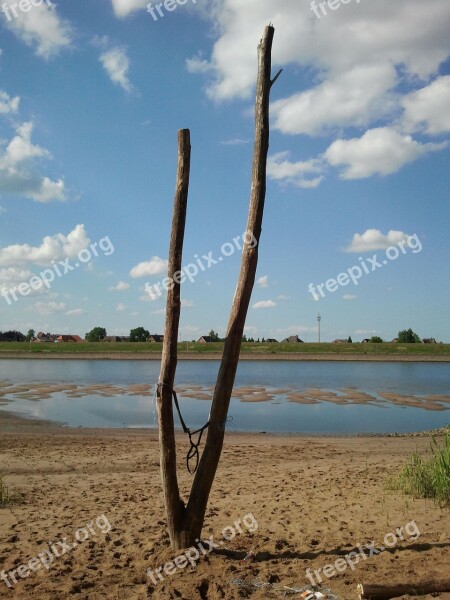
157,26 -> 280,550
157,129 -> 191,549
185,25 -> 281,538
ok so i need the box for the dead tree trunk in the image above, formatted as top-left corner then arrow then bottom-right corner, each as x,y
157,25 -> 281,550
157,129 -> 191,549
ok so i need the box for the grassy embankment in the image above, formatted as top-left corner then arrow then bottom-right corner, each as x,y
0,341 -> 449,355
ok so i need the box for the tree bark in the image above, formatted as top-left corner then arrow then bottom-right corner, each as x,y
357,580 -> 450,600
185,25 -> 281,540
157,129 -> 191,549
157,26 -> 281,550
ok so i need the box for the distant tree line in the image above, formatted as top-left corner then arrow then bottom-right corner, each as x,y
0,326 -> 434,344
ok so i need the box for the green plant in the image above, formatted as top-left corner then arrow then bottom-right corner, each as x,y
388,435 -> 450,507
0,475 -> 23,508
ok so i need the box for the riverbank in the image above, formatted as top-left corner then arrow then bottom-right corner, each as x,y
1,351 -> 450,361
1,416 -> 449,600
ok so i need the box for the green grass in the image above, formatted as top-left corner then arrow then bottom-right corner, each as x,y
0,341 -> 449,355
387,433 -> 450,507
0,475 -> 23,508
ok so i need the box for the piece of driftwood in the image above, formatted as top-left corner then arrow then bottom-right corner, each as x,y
357,579 -> 450,599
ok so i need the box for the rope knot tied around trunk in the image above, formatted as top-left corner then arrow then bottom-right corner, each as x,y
157,382 -> 210,475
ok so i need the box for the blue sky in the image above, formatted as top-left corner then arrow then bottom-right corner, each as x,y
0,0 -> 449,342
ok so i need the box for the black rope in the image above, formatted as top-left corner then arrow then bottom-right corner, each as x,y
157,382 -> 209,475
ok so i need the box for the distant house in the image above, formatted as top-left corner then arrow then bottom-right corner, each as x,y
56,335 -> 83,343
266,338 -> 279,343
361,338 -> 370,343
391,338 -> 399,343
423,338 -> 437,344
281,335 -> 304,343
197,336 -> 213,343
332,339 -> 348,344
33,332 -> 56,343
148,335 -> 164,343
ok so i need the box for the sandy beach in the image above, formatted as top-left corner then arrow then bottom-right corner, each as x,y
1,413 -> 449,600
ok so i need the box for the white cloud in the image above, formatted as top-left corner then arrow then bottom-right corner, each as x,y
0,90 -> 20,114
28,301 -> 66,315
268,152 -> 324,189
256,275 -> 269,288
116,302 -> 127,312
109,281 -> 130,291
100,47 -> 134,93
402,76 -> 450,135
345,229 -> 412,253
181,299 -> 194,307
190,0 -> 450,180
186,56 -> 213,75
0,224 -> 90,267
2,1 -> 72,59
252,300 -> 276,309
343,294 -> 356,301
65,308 -> 85,316
324,127 -> 447,179
0,122 -> 66,202
110,0 -> 147,18
272,64 -> 397,137
196,0 -> 450,103
130,256 -> 167,278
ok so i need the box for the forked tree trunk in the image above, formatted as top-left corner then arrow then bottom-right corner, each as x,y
157,25 -> 281,550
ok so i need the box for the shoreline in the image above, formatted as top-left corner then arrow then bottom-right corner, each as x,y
1,351 -> 450,361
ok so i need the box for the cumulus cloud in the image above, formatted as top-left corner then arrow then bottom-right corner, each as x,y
402,76 -> 450,135
0,90 -> 20,114
195,0 -> 450,103
2,1 -> 72,59
268,152 -> 324,188
189,0 -> 450,182
99,47 -> 134,93
345,229 -> 412,253
256,275 -> 269,288
252,300 -> 276,309
0,224 -> 90,267
0,121 -> 66,202
116,302 -> 127,311
343,294 -> 356,301
28,301 -> 67,315
324,127 -> 447,179
109,281 -> 130,291
110,0 -> 148,18
130,256 -> 167,278
65,308 -> 86,316
272,64 -> 397,137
